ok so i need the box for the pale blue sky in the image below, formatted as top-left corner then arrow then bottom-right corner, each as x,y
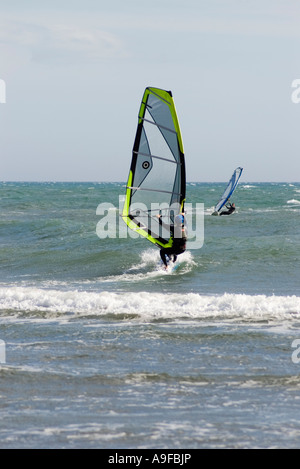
1,0 -> 300,181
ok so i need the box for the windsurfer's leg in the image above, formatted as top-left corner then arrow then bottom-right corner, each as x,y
160,249 -> 168,267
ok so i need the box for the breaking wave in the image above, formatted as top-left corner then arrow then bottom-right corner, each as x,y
0,286 -> 299,323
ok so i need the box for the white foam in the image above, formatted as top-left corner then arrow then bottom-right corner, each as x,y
287,199 -> 300,205
108,249 -> 196,281
0,287 -> 299,323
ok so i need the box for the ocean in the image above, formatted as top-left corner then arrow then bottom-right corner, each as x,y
0,181 -> 300,449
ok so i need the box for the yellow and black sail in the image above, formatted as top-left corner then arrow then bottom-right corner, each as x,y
122,87 -> 186,248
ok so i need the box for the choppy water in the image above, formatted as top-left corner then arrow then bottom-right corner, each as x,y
0,181 -> 300,449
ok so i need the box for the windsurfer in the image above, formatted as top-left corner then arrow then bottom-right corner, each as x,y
219,202 -> 235,216
157,214 -> 187,268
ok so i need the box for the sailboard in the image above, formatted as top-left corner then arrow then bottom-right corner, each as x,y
212,167 -> 243,215
159,259 -> 180,273
122,87 -> 186,248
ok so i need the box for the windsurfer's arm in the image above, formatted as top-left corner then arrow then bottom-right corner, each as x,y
156,214 -> 170,230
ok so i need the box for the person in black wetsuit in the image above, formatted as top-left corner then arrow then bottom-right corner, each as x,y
158,213 -> 187,269
219,202 -> 235,216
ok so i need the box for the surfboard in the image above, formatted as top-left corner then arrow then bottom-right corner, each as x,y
159,259 -> 180,273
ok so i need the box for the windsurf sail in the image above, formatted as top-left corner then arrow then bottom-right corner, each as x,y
122,87 -> 185,248
214,167 -> 243,213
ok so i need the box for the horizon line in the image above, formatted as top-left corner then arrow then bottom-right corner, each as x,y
1,180 -> 300,184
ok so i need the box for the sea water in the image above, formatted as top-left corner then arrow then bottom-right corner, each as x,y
0,181 -> 299,449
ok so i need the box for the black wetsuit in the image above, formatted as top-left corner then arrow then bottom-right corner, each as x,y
159,219 -> 187,267
219,203 -> 235,216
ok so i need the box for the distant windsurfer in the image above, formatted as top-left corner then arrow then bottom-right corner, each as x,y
219,202 -> 235,216
157,213 -> 187,269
